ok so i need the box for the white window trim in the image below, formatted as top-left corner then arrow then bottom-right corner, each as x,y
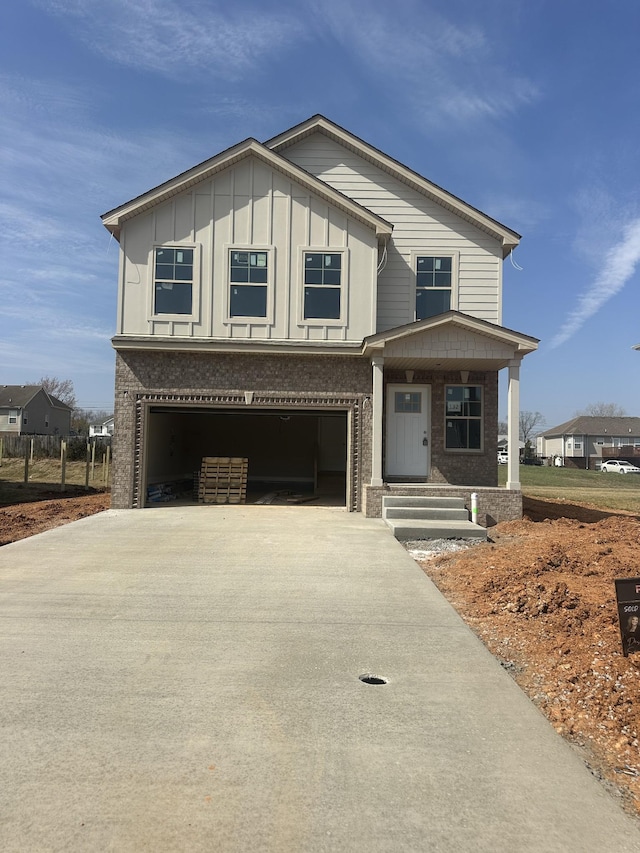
8,409 -> 18,424
412,250 -> 459,321
149,243 -> 201,322
444,383 -> 483,453
223,245 -> 275,325
298,247 -> 349,328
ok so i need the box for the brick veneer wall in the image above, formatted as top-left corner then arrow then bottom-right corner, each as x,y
384,369 -> 499,487
112,350 -> 502,513
113,350 -> 373,508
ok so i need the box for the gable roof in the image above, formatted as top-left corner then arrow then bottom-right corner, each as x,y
0,385 -> 73,410
0,385 -> 40,408
363,311 -> 538,354
266,115 -> 521,258
361,311 -> 538,371
101,137 -> 393,241
541,416 -> 640,437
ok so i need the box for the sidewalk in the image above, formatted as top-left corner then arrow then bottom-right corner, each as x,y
1,505 -> 638,852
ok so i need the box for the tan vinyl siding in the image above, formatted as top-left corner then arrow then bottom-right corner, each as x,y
282,133 -> 503,331
119,157 -> 378,342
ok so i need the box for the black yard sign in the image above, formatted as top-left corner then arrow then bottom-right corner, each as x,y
615,578 -> 640,656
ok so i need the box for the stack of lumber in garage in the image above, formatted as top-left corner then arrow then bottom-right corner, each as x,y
198,457 -> 248,504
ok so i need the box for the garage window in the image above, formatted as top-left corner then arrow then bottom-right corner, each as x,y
445,385 -> 482,450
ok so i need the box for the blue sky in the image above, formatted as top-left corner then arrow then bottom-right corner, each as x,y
1,0 -> 639,426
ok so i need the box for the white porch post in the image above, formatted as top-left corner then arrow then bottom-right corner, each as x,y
507,357 -> 521,490
371,355 -> 384,486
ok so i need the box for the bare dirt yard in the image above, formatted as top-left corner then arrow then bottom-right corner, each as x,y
413,497 -> 640,818
0,490 -> 111,546
2,488 -> 640,818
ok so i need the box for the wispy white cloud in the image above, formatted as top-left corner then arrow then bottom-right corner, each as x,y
480,193 -> 549,234
33,0 -> 306,79
311,0 -> 539,129
550,217 -> 640,348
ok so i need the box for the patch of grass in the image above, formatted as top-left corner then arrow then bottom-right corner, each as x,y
0,458 -> 110,507
499,464 -> 640,514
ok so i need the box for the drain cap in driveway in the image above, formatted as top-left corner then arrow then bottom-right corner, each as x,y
359,674 -> 388,685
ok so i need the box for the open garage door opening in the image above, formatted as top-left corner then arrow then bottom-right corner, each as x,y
142,406 -> 349,508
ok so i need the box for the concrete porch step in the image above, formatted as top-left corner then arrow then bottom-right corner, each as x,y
383,506 -> 471,521
383,495 -> 466,509
385,518 -> 488,541
381,493 -> 487,541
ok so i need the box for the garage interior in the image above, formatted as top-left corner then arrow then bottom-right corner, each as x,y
143,406 -> 348,507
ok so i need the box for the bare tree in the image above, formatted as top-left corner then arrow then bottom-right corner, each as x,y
72,408 -> 114,435
576,402 -> 628,417
519,410 -> 545,443
32,376 -> 77,409
497,419 -> 508,434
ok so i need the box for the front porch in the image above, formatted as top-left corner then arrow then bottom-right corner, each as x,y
362,312 -> 537,527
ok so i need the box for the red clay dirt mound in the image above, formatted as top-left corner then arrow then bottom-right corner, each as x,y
419,499 -> 640,818
0,492 -> 111,546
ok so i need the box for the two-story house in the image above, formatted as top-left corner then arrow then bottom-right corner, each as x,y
102,116 -> 538,522
537,416 -> 640,469
0,385 -> 72,436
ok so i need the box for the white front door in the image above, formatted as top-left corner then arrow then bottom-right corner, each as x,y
385,384 -> 430,478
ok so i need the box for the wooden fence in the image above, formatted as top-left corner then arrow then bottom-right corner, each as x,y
0,435 -> 112,491
0,434 -> 110,460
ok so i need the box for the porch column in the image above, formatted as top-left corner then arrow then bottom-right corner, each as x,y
371,355 -> 384,486
507,357 -> 521,490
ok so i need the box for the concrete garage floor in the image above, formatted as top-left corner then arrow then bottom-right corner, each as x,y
1,506 -> 639,852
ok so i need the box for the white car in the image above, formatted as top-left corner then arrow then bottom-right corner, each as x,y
497,451 -> 508,464
600,460 -> 640,474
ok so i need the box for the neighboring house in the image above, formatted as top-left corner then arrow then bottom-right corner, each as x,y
101,115 -> 538,519
537,417 -> 640,469
497,435 -> 525,457
0,385 -> 72,436
89,416 -> 115,438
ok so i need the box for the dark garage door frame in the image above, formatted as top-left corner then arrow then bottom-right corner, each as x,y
134,392 -> 363,510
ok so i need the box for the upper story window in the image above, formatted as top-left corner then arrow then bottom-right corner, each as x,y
229,251 -> 268,318
303,252 -> 342,320
8,409 -> 18,424
154,247 -> 194,315
416,255 -> 452,320
445,385 -> 482,450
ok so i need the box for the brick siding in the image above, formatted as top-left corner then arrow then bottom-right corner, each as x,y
112,350 -> 511,520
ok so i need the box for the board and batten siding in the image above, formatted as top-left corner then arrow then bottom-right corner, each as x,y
281,133 -> 503,331
118,158 -> 378,343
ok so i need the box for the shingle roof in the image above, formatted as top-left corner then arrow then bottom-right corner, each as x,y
541,416 -> 640,437
0,385 -> 72,410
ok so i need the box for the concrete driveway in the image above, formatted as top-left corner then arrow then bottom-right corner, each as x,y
1,506 -> 638,852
